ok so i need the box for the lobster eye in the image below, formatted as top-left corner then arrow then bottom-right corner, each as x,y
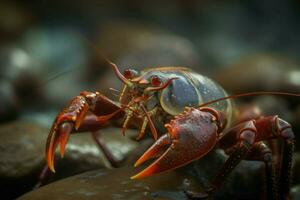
151,75 -> 162,87
123,68 -> 138,79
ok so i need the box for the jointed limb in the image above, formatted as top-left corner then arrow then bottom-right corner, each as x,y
185,115 -> 295,200
36,91 -> 125,188
185,120 -> 257,199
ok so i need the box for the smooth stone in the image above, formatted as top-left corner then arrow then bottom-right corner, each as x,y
97,21 -> 200,69
19,149 -> 269,200
1,29 -> 89,109
252,96 -> 294,123
0,1 -> 33,38
213,54 -> 300,94
48,127 -> 138,182
291,185 -> 300,200
19,167 -> 201,200
0,121 -> 46,178
0,121 -> 47,199
0,80 -> 19,122
0,120 -> 138,199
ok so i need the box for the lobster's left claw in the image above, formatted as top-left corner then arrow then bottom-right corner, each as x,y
132,107 -> 219,179
46,122 -> 74,172
45,94 -> 92,172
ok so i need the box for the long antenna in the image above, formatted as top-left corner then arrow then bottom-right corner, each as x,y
76,33 -> 132,86
38,66 -> 81,88
199,91 -> 300,107
34,33 -> 130,89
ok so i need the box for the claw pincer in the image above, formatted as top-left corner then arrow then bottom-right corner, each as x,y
132,107 -> 219,179
46,94 -> 90,172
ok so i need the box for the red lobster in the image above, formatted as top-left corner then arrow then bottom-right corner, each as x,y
45,60 -> 296,199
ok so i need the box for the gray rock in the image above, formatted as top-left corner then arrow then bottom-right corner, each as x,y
0,121 -> 47,199
18,149 -> 266,200
291,185 -> 300,200
0,1 -> 33,37
0,80 -> 19,122
213,54 -> 300,94
252,96 -> 293,123
0,121 -> 138,199
48,127 -> 138,181
0,121 -> 46,179
19,167 -> 201,200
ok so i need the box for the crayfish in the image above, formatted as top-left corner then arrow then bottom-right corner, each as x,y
44,59 -> 297,199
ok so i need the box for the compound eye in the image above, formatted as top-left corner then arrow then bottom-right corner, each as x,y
151,75 -> 162,87
123,68 -> 138,79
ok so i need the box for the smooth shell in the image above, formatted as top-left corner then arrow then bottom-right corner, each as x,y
137,67 -> 235,127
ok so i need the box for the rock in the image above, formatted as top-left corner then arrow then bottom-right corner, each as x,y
109,126 -> 286,199
96,21 -> 200,69
21,28 -> 88,107
0,121 -> 47,199
48,127 -> 138,182
213,54 -> 300,94
0,46 -> 43,107
252,96 -> 293,123
15,126 -> 298,199
291,185 -> 300,200
18,167 -> 201,200
18,149 -> 266,200
0,28 -> 89,109
0,121 -> 46,178
0,1 -> 33,39
0,80 -> 19,122
0,121 -> 138,199
124,138 -> 154,166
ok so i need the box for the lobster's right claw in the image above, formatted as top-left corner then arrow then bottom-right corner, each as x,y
132,107 -> 218,179
46,95 -> 89,172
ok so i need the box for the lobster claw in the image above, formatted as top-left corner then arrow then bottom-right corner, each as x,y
46,122 -> 74,172
131,107 -> 219,179
46,95 -> 89,172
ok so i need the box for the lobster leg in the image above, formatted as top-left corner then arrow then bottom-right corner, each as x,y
245,142 -> 277,200
33,165 -> 52,189
275,121 -> 295,200
185,120 -> 257,199
279,139 -> 294,199
91,131 -> 125,168
220,116 -> 295,200
251,116 -> 295,200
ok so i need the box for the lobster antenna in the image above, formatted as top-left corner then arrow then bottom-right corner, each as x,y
199,91 -> 300,107
23,33 -> 128,91
38,66 -> 81,88
76,33 -> 132,86
35,33 -> 132,89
